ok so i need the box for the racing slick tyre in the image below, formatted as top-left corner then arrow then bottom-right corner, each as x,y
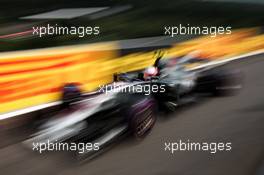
210,69 -> 243,96
62,83 -> 82,106
128,98 -> 157,138
196,69 -> 243,96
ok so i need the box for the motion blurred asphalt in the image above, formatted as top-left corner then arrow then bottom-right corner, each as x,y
0,54 -> 264,175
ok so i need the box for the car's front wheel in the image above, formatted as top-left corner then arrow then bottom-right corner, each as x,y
128,98 -> 157,138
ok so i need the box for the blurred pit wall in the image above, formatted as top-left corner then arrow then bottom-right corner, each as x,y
0,27 -> 264,115
0,43 -> 119,114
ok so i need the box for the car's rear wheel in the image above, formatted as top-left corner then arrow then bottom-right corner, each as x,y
212,70 -> 243,96
196,69 -> 243,96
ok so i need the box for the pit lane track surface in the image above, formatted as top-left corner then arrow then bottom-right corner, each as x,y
0,54 -> 264,175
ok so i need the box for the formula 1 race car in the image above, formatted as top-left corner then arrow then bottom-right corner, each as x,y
114,53 -> 243,111
25,82 -> 157,160
25,52 -> 242,160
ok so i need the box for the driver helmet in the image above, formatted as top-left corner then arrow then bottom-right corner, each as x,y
143,66 -> 158,80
